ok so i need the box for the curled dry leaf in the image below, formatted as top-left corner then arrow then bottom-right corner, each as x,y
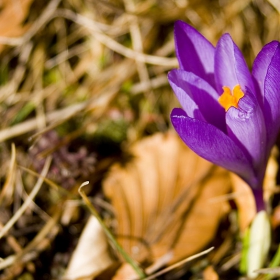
272,205 -> 280,229
203,265 -> 219,280
0,0 -> 33,52
64,216 -> 114,280
263,147 -> 279,202
230,173 -> 256,232
111,263 -> 139,280
103,131 -> 232,275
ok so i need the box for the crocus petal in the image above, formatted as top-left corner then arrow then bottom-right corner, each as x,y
215,34 -> 254,95
225,90 -> 266,175
171,108 -> 255,185
168,70 -> 204,121
174,20 -> 215,87
261,43 -> 280,150
168,69 -> 226,132
252,41 -> 279,104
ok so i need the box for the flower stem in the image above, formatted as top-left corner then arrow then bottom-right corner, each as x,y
253,188 -> 265,212
79,181 -> 146,279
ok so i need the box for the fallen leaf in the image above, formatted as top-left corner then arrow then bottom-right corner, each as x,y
0,0 -> 33,52
203,265 -> 219,280
103,131 -> 231,275
263,147 -> 279,201
230,173 -> 256,232
272,205 -> 280,229
63,216 -> 114,280
111,263 -> 138,280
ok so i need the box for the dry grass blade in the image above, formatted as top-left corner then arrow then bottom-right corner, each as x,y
0,143 -> 16,205
143,247 -> 215,280
0,156 -> 52,239
254,267 -> 280,275
79,181 -> 147,279
0,102 -> 87,142
0,0 -> 279,278
0,210 -> 60,271
56,9 -> 178,67
0,56 -> 135,142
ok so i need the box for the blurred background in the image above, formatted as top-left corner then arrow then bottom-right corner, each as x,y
0,0 -> 280,279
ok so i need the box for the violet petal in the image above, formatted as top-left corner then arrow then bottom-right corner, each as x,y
171,108 -> 255,185
252,41 -> 279,106
168,71 -> 204,121
253,41 -> 280,150
263,43 -> 280,149
215,34 -> 254,95
174,20 -> 215,87
225,90 -> 266,174
168,69 -> 226,132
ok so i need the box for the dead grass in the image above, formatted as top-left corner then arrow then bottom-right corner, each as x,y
0,0 -> 280,279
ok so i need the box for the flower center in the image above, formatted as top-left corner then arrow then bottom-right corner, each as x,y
218,84 -> 244,111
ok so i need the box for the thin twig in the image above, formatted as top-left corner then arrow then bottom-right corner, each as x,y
143,247 -> 215,280
55,9 -> 178,67
0,156 -> 52,239
0,101 -> 87,142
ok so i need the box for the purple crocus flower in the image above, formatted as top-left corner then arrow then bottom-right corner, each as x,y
169,20 -> 280,212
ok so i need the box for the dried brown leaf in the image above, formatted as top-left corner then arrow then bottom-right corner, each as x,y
103,131 -> 231,271
0,0 -> 33,52
111,263 -> 138,280
263,147 -> 279,201
203,266 -> 219,280
203,265 -> 219,280
64,216 -> 114,280
272,205 -> 280,229
230,173 -> 256,232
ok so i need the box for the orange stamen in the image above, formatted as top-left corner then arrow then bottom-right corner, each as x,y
218,84 -> 244,111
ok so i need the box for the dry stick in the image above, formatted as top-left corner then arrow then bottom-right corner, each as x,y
0,222 -> 22,254
124,0 -> 151,84
0,210 -> 60,271
0,8 -> 177,67
208,191 -> 250,204
1,58 -> 133,143
0,101 -> 87,142
17,172 -> 51,221
123,0 -> 158,117
0,156 -> 52,239
130,74 -> 168,95
0,42 -> 33,104
45,44 -> 90,69
56,9 -> 178,67
0,69 -> 167,143
143,247 -> 215,280
18,165 -> 74,201
78,181 -> 147,279
0,143 -> 16,204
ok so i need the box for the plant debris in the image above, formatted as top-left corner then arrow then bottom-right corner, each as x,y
0,0 -> 280,279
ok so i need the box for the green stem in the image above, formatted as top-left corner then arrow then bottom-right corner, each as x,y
79,182 -> 146,279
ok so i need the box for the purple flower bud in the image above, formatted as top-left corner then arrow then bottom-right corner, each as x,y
169,21 -> 280,211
